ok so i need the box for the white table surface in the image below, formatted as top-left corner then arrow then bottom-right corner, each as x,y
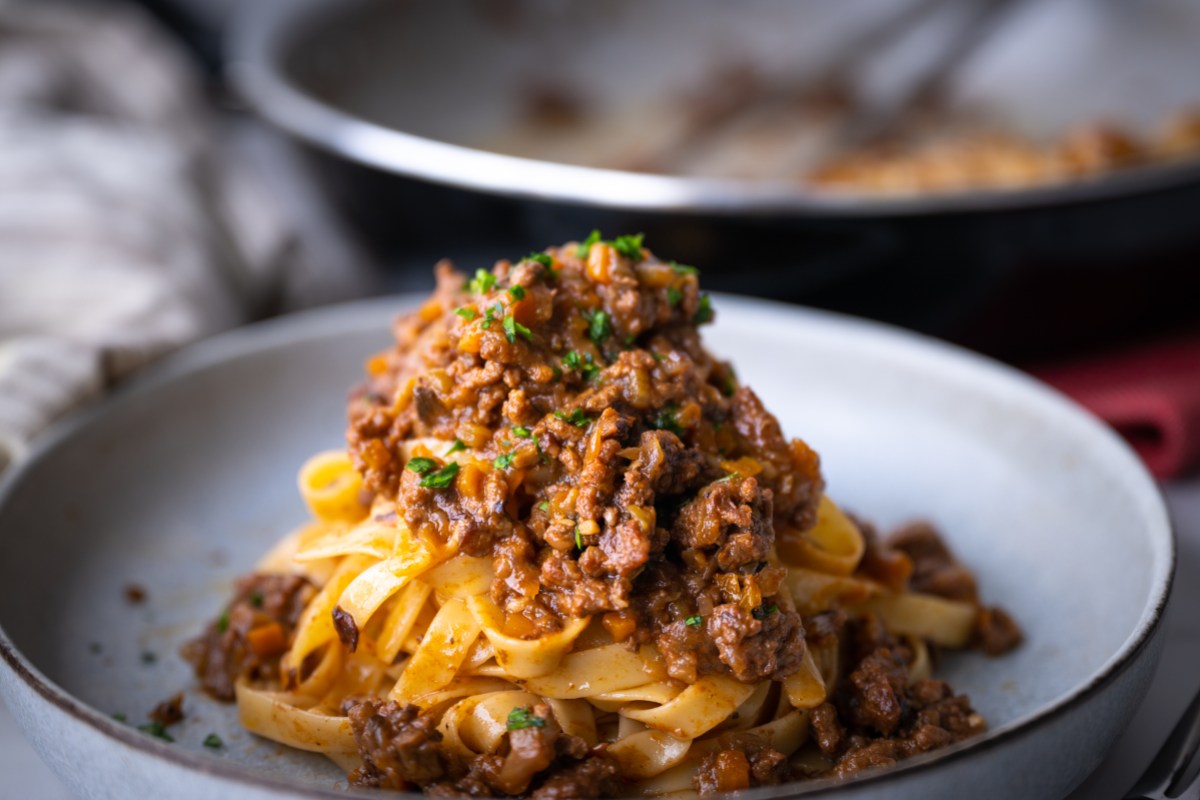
3,477 -> 1199,800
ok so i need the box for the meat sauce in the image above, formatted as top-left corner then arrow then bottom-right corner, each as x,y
184,236 -> 1020,797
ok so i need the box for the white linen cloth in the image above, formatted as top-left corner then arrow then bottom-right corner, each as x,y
0,0 -> 373,473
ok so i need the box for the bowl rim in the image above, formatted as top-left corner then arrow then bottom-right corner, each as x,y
226,0 -> 1200,219
0,294 -> 1176,798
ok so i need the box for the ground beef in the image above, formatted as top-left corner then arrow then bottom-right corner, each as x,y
347,700 -> 620,798
528,755 -> 623,800
887,522 -> 978,602
976,605 -> 1024,655
346,700 -> 460,790
706,603 -> 806,683
811,703 -> 845,756
693,740 -> 791,795
886,522 -> 1023,655
181,573 -> 315,701
808,617 -> 988,779
672,474 -> 773,570
843,645 -> 910,736
148,692 -> 185,727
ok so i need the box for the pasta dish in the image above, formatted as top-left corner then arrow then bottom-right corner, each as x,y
183,236 -> 1020,797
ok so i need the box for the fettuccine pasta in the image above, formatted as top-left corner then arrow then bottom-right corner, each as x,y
183,238 -> 1021,797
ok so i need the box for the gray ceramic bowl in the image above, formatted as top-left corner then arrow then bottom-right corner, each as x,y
0,295 -> 1173,799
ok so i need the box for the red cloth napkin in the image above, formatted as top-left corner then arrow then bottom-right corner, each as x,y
1030,332 -> 1200,480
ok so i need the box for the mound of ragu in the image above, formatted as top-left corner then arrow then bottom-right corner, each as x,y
346,235 -> 822,685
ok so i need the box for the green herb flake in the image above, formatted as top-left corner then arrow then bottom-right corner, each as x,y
671,261 -> 699,276
576,229 -> 602,258
512,426 -> 532,438
563,350 -> 582,370
447,439 -> 467,455
525,253 -> 553,269
685,615 -> 704,627
574,526 -> 584,550
203,733 -> 223,749
217,610 -> 229,633
508,284 -> 527,301
138,721 -> 175,742
553,408 -> 591,427
653,406 -> 684,435
455,307 -> 478,322
494,453 -> 515,470
112,712 -> 127,723
752,605 -> 780,620
666,286 -> 682,307
250,591 -> 264,608
585,309 -> 611,343
482,304 -> 497,329
469,269 -> 497,295
406,457 -> 437,475
419,462 -> 460,489
694,294 -> 714,324
611,233 -> 645,261
538,501 -> 550,512
503,314 -> 533,344
506,706 -> 547,731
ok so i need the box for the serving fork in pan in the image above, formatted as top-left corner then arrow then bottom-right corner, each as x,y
1125,683 -> 1200,800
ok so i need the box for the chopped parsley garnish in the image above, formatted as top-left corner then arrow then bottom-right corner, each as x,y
538,501 -> 550,512
685,615 -> 704,627
494,453 -> 515,470
752,605 -> 780,620
671,261 -> 699,276
525,253 -> 553,269
250,591 -> 264,608
203,733 -> 223,749
503,314 -> 533,343
666,286 -> 682,307
217,610 -> 229,633
512,426 -> 532,438
419,462 -> 459,489
694,294 -> 714,324
455,307 -> 478,322
574,526 -> 584,550
508,284 -> 527,301
611,233 -> 644,261
138,721 -> 175,742
563,350 -> 601,381
653,406 -> 684,435
406,457 -> 437,475
576,229 -> 602,258
112,712 -> 127,722
553,408 -> 591,427
469,269 -> 497,295
507,707 -> 546,731
585,309 -> 611,343
446,439 -> 467,455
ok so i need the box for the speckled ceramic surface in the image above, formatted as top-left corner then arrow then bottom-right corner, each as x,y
0,295 -> 1173,799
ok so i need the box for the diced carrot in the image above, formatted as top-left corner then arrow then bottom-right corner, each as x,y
246,622 -> 287,658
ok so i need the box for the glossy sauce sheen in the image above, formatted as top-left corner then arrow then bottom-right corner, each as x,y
347,241 -> 821,686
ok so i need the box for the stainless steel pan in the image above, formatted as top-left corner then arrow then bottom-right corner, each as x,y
227,0 -> 1200,359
